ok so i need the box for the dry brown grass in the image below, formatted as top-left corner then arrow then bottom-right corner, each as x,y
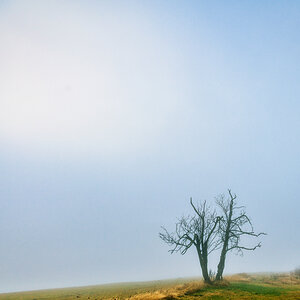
127,280 -> 204,300
128,273 -> 300,300
228,272 -> 300,286
1,273 -> 300,299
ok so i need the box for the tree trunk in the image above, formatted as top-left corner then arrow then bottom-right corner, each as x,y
201,260 -> 211,284
196,246 -> 211,284
216,195 -> 233,281
215,248 -> 226,281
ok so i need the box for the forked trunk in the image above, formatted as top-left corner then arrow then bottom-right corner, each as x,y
196,246 -> 211,284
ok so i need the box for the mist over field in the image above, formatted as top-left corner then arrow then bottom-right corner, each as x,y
1,0 -> 300,294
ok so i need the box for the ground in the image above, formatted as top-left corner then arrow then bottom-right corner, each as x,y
1,273 -> 300,300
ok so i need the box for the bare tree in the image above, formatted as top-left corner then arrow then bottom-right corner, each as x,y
160,191 -> 265,283
159,198 -> 221,283
215,190 -> 266,281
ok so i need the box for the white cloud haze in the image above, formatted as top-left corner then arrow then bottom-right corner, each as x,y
0,0 -> 300,293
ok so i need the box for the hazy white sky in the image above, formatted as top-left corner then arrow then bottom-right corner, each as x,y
1,0 -> 300,293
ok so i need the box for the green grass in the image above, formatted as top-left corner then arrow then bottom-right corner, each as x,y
230,282 -> 285,295
189,282 -> 285,297
181,273 -> 300,299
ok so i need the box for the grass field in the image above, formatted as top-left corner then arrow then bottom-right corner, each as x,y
1,273 -> 300,300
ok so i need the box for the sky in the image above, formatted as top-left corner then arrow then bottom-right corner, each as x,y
0,0 -> 300,293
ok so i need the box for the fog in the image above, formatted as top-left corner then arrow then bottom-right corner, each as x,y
1,0 -> 300,293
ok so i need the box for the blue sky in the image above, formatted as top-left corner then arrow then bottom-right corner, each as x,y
0,0 -> 300,293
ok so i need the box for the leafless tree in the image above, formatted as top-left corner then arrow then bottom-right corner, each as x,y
160,191 -> 265,283
159,198 -> 221,283
215,190 -> 266,281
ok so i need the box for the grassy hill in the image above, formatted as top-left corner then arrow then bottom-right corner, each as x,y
1,273 -> 300,300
